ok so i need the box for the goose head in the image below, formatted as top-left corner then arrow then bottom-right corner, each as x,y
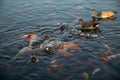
71,27 -> 78,35
78,18 -> 84,27
78,18 -> 85,29
91,9 -> 98,17
78,18 -> 84,22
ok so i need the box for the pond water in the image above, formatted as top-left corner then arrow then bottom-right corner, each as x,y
0,0 -> 120,80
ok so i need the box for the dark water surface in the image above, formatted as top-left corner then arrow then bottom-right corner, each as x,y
0,0 -> 120,80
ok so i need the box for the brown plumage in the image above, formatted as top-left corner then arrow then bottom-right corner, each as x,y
78,19 -> 100,32
91,9 -> 116,21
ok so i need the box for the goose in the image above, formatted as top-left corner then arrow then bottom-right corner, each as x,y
31,54 -> 39,63
78,30 -> 85,36
71,27 -> 85,36
71,27 -> 78,35
78,19 -> 100,32
59,23 -> 68,32
43,33 -> 49,40
91,9 -> 116,21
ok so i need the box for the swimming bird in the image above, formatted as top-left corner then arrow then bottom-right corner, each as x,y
43,33 -> 49,40
31,54 -> 39,63
59,23 -> 68,32
71,27 -> 78,35
91,9 -> 116,21
78,19 -> 100,32
71,27 -> 86,36
78,30 -> 85,36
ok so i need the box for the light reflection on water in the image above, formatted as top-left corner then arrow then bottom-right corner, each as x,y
0,0 -> 120,80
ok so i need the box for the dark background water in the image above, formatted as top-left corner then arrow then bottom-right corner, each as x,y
0,0 -> 120,80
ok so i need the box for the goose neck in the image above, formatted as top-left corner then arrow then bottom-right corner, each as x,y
92,10 -> 97,17
80,21 -> 83,28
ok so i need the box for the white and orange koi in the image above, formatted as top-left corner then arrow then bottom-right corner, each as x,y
23,34 -> 37,47
92,68 -> 101,77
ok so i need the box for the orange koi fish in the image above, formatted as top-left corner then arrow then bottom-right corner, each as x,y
100,56 -> 108,63
26,34 -> 37,42
60,43 -> 78,49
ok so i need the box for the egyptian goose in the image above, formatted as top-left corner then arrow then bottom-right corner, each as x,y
91,9 -> 116,21
78,19 -> 100,32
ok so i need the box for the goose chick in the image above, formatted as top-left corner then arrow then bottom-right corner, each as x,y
43,33 -> 49,40
71,27 -> 78,35
59,23 -> 68,32
78,19 -> 100,32
23,34 -> 37,47
91,9 -> 116,21
85,33 -> 98,38
78,30 -> 85,36
31,54 -> 39,63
